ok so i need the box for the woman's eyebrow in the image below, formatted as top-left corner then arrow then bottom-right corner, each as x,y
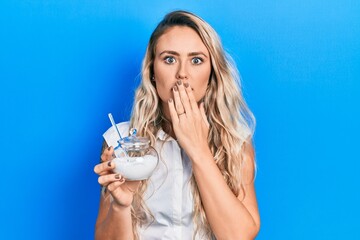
188,51 -> 208,58
159,50 -> 179,56
159,50 -> 208,58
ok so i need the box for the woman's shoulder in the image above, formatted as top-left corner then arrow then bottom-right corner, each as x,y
102,121 -> 130,148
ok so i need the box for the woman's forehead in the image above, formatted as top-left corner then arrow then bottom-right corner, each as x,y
155,26 -> 209,55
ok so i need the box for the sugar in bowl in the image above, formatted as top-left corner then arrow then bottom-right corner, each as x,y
112,129 -> 159,180
107,113 -> 159,181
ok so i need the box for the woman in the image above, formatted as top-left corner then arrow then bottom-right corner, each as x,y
94,10 -> 260,240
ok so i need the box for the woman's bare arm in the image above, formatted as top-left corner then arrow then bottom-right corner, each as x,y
168,82 -> 260,239
190,141 -> 260,240
94,141 -> 135,240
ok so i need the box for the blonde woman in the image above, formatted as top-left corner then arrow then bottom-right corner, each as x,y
94,10 -> 260,240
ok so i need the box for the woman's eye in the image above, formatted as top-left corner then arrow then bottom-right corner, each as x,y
164,56 -> 176,64
191,57 -> 203,65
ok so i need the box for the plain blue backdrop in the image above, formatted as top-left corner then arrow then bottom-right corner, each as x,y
1,1 -> 359,239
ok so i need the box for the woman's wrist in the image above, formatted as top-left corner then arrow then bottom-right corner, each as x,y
110,201 -> 131,213
188,146 -> 213,166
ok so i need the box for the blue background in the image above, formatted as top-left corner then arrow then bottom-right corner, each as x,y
1,1 -> 359,239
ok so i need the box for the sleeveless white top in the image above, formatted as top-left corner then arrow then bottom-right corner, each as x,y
103,121 -> 250,239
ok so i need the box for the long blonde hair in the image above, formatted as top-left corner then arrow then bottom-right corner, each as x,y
129,10 -> 255,239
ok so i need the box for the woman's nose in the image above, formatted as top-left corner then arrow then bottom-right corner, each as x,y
176,62 -> 188,80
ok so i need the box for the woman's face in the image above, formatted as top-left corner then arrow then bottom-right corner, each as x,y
153,26 -> 211,106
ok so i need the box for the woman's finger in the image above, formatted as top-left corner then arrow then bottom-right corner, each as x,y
106,178 -> 126,192
200,102 -> 210,128
172,83 -> 185,115
100,146 -> 114,162
184,83 -> 200,114
177,81 -> 192,116
168,98 -> 180,124
98,173 -> 123,186
94,160 -> 115,175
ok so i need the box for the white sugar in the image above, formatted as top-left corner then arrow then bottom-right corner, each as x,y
113,155 -> 158,180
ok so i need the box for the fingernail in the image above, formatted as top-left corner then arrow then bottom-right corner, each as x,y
184,82 -> 189,88
107,161 -> 112,167
177,80 -> 182,85
120,177 -> 125,183
115,174 -> 120,179
173,85 -> 178,91
168,98 -> 173,103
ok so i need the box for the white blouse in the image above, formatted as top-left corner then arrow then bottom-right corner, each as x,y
103,122 -> 199,240
103,121 -> 250,239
